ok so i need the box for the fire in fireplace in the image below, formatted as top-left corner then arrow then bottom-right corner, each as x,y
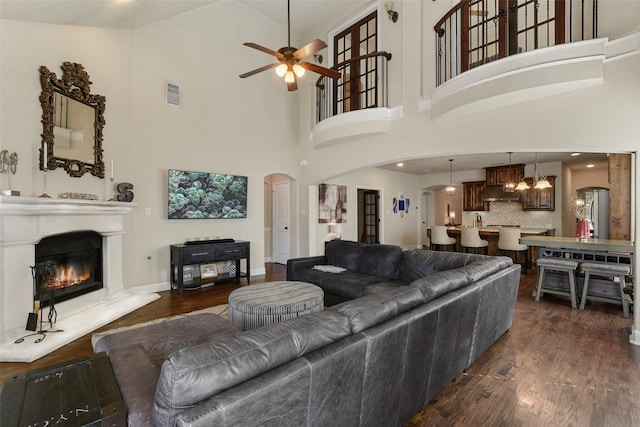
35,231 -> 103,306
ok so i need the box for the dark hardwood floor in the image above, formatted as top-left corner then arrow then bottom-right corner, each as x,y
1,263 -> 638,425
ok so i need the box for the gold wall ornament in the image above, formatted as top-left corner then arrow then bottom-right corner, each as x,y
39,62 -> 106,178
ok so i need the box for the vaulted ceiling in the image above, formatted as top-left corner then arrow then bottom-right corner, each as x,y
0,0 -> 368,40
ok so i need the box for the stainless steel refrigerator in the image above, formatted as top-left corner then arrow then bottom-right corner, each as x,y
589,189 -> 610,239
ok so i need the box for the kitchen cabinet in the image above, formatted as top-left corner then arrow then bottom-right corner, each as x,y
485,164 -> 525,186
463,181 -> 489,211
521,176 -> 555,210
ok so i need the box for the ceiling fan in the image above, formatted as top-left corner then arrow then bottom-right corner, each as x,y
239,0 -> 341,91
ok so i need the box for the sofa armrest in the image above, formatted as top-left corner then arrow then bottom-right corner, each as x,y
286,256 -> 327,280
108,344 -> 160,427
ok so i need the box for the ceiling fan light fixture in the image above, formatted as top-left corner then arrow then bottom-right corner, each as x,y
275,63 -> 287,77
293,64 -> 305,78
284,69 -> 295,83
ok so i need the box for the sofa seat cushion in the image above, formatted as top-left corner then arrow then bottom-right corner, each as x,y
93,313 -> 240,365
357,244 -> 404,278
318,272 -> 386,299
153,310 -> 351,427
326,240 -> 365,271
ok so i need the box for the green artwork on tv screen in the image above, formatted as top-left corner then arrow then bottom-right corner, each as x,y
168,169 -> 247,219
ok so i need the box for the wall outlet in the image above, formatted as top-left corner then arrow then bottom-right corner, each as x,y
145,208 -> 152,216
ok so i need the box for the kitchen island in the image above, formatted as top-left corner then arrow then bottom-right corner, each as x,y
519,236 -> 634,254
519,235 -> 634,315
426,226 -> 554,257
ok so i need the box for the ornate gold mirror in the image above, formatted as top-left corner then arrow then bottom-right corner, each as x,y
39,62 -> 105,178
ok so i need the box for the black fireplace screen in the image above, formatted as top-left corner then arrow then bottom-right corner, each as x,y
35,231 -> 103,306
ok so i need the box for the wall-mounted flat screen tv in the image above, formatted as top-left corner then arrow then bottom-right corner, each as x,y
168,169 -> 248,219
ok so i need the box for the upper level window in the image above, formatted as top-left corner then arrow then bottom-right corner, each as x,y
333,11 -> 378,115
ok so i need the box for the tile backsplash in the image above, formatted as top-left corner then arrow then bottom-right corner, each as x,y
462,202 -> 555,229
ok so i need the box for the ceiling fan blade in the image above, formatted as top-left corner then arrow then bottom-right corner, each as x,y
239,63 -> 280,79
243,42 -> 284,59
294,39 -> 327,59
287,79 -> 298,91
299,62 -> 341,80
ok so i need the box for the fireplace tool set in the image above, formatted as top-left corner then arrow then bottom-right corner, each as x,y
15,262 -> 64,344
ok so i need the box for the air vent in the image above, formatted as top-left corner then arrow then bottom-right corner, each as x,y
166,82 -> 180,106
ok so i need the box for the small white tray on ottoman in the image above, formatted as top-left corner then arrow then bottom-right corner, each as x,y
228,281 -> 324,330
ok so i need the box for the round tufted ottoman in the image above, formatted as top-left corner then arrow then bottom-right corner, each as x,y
228,281 -> 324,330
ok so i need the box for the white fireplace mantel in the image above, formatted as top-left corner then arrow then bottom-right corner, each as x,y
0,196 -> 159,362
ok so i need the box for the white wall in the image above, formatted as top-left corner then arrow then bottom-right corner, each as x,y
0,20 -> 131,197
122,2 -> 301,287
310,167 -> 421,255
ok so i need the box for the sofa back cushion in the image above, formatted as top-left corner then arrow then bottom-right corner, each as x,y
459,257 -> 512,282
153,311 -> 350,427
326,240 -> 365,271
332,286 -> 424,333
409,269 -> 471,303
357,244 -> 404,278
399,249 -> 478,282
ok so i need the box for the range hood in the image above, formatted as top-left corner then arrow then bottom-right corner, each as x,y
482,186 -> 521,202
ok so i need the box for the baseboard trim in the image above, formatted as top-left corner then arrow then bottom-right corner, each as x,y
629,326 -> 640,346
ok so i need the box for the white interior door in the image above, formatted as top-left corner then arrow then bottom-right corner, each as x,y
273,180 -> 290,264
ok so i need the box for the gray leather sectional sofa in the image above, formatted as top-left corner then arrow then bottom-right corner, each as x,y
94,241 -> 520,426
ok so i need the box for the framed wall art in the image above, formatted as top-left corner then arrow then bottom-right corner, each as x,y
318,183 -> 347,223
168,169 -> 248,219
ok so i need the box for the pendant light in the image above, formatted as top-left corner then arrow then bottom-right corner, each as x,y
533,153 -> 552,189
515,176 -> 530,191
446,159 -> 456,197
503,152 -> 516,193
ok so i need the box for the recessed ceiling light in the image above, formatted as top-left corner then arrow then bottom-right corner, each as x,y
570,153 -> 581,156
586,164 -> 595,168
397,163 -> 404,167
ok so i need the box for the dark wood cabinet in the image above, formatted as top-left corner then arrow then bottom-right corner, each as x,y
170,240 -> 250,293
463,181 -> 489,211
485,164 -> 525,186
521,176 -> 555,210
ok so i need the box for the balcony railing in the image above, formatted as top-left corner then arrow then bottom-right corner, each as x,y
315,52 -> 392,123
434,0 -> 599,86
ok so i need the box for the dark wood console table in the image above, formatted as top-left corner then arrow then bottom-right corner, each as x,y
170,240 -> 250,293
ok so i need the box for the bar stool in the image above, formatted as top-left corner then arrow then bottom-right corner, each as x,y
535,258 -> 579,308
498,227 -> 529,275
579,262 -> 630,318
460,227 -> 488,254
430,226 -> 456,251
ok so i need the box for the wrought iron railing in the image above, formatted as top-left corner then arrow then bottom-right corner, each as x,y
315,52 -> 392,123
434,0 -> 599,86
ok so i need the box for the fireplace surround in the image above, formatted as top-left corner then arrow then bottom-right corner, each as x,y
0,196 -> 159,362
